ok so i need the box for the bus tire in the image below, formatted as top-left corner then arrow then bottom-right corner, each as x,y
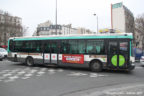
26,57 -> 34,66
90,61 -> 102,72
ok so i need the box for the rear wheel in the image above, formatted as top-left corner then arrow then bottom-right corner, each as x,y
26,57 -> 34,66
90,61 -> 102,72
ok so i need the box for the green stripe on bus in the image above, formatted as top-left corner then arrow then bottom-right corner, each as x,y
13,35 -> 133,41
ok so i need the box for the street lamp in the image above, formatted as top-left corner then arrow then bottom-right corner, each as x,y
93,13 -> 99,34
55,0 -> 57,35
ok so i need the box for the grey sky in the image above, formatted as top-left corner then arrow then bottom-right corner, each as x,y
0,0 -> 144,36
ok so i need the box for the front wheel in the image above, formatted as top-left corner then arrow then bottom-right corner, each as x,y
90,61 -> 102,72
26,57 -> 34,66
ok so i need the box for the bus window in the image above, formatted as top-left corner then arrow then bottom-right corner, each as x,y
108,42 -> 118,54
86,40 -> 105,54
44,42 -> 51,53
120,42 -> 128,52
78,40 -> 86,54
69,40 -> 78,54
14,41 -> 24,52
51,41 -> 57,53
60,40 -> 69,54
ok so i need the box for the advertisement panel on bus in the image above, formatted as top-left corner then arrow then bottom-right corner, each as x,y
62,54 -> 84,64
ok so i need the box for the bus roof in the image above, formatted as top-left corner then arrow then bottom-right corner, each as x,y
10,33 -> 133,41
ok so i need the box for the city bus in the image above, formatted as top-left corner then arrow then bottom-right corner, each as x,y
7,33 -> 135,72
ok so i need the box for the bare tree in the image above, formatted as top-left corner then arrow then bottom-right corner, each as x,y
0,9 -> 23,46
135,14 -> 144,49
135,14 -> 144,34
21,26 -> 29,36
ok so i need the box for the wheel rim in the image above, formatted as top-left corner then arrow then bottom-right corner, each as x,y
92,62 -> 100,69
27,58 -> 33,66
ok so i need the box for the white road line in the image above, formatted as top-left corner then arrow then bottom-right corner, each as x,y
17,71 -> 26,74
24,74 -> 33,77
68,72 -> 88,76
90,73 -> 98,77
37,71 -> 46,76
9,76 -> 19,80
47,69 -> 55,72
3,73 -> 12,77
29,70 -> 37,73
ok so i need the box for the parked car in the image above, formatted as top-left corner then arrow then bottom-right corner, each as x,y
0,48 -> 8,61
140,56 -> 144,66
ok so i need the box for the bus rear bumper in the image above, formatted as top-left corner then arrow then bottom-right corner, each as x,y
7,57 -> 16,62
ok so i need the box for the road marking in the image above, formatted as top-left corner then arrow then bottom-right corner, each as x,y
68,72 -> 88,76
17,71 -> 26,74
24,74 -> 33,77
0,67 -> 109,83
9,76 -> 19,80
3,73 -> 12,77
90,73 -> 98,77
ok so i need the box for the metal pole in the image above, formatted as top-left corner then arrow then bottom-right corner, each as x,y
93,13 -> 98,34
55,0 -> 57,35
97,16 -> 98,34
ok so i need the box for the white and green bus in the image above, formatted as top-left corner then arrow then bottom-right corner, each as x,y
7,33 -> 135,72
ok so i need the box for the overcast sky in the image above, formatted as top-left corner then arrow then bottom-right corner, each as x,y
0,0 -> 144,36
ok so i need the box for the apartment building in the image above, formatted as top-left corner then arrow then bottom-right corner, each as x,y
111,2 -> 134,33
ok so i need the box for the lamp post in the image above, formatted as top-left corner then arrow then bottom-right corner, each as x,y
93,13 -> 99,34
55,0 -> 57,35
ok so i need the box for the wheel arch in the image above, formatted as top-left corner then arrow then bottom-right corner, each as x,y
25,56 -> 35,64
89,59 -> 103,67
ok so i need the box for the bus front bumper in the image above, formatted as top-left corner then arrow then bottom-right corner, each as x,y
128,63 -> 135,70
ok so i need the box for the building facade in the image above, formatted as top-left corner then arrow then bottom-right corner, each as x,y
77,28 -> 92,34
0,12 -> 22,46
33,21 -> 93,36
111,2 -> 134,33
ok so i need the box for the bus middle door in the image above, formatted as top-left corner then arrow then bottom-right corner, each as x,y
43,41 -> 51,64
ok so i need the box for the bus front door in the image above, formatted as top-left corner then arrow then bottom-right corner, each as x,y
108,41 -> 129,69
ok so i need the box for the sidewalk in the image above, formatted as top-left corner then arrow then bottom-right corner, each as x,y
63,83 -> 144,96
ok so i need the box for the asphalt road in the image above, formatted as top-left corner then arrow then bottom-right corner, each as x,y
0,60 -> 144,96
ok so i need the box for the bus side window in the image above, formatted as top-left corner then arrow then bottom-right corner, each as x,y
78,40 -> 86,54
60,40 -> 70,54
86,40 -> 105,54
69,40 -> 78,54
44,43 -> 50,53
51,41 -> 57,53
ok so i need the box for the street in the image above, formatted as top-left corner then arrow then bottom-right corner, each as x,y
0,60 -> 144,96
